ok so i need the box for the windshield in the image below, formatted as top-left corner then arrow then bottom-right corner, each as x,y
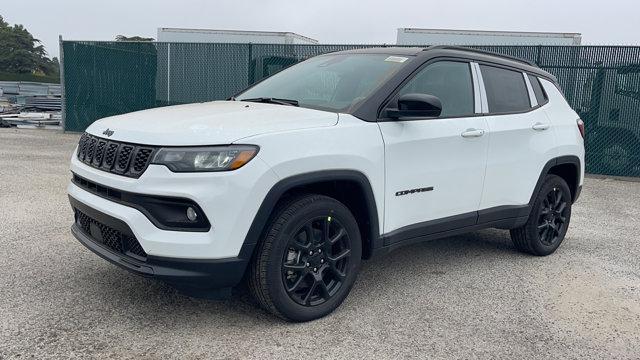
236,54 -> 410,112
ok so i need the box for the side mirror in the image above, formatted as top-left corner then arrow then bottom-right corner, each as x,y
385,93 -> 442,120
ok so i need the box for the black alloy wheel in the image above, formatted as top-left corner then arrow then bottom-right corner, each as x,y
248,194 -> 362,322
510,174 -> 572,256
537,186 -> 569,246
282,216 -> 351,306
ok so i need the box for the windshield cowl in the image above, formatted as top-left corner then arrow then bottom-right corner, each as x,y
239,97 -> 299,107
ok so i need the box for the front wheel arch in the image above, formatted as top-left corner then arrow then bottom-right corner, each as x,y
243,170 -> 381,261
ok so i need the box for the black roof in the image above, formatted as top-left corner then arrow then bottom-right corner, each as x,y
332,45 -> 556,82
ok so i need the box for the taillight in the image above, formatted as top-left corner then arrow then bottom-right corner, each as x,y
576,119 -> 585,139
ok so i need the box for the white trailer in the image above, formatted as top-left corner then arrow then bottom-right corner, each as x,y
157,28 -> 318,44
396,28 -> 582,46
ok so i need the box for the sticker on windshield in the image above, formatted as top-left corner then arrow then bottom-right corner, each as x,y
384,56 -> 408,63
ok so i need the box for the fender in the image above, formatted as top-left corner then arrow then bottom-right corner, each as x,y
529,155 -> 582,205
242,170 -> 381,257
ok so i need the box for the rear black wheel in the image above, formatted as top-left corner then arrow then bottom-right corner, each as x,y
248,194 -> 361,322
510,175 -> 572,256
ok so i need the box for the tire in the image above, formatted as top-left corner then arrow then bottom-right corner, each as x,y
510,175 -> 572,256
248,194 -> 362,322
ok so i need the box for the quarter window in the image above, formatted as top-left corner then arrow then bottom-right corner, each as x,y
480,65 -> 531,113
397,61 -> 474,117
527,74 -> 548,105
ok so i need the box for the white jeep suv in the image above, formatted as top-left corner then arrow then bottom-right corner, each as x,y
68,46 -> 585,321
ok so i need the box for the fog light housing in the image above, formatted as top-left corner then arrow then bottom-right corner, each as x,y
186,206 -> 198,222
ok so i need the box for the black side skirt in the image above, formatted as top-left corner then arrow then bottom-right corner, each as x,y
377,205 -> 530,255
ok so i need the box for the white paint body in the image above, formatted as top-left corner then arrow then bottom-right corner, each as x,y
379,115 -> 490,231
69,70 -> 584,260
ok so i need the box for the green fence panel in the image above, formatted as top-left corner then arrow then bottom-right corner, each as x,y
61,42 -> 640,177
62,41 -> 157,132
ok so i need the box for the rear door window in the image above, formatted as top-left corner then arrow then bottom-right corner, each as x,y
480,65 -> 530,113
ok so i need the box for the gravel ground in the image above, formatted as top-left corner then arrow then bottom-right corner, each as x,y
1,128 -> 639,359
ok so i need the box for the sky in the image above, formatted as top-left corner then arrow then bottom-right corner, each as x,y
2,0 -> 638,59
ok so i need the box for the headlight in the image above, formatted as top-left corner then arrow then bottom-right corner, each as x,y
152,145 -> 259,172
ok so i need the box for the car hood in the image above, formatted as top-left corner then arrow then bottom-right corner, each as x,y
85,101 -> 338,145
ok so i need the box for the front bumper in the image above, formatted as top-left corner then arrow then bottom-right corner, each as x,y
70,196 -> 254,291
69,150 -> 279,259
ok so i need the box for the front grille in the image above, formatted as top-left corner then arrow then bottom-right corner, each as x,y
92,139 -> 107,166
75,209 -> 147,260
77,133 -> 157,178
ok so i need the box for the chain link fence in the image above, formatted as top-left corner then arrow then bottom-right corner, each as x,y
61,42 -> 640,177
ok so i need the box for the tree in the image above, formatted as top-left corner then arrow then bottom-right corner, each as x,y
115,35 -> 154,42
0,15 -> 58,76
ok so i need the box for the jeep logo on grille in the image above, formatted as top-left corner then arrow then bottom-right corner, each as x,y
102,128 -> 114,137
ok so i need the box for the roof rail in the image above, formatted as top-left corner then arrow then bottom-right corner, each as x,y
424,45 -> 537,66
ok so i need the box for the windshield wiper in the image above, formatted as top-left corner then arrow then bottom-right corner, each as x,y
239,97 -> 299,107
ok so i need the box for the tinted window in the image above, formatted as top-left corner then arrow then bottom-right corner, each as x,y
480,65 -> 530,113
528,74 -> 548,105
398,61 -> 474,117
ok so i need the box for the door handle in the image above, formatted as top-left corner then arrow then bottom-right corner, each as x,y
461,128 -> 485,138
532,122 -> 550,131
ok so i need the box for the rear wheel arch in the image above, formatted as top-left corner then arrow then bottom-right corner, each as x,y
243,170 -> 381,260
548,161 -> 580,203
530,156 -> 581,205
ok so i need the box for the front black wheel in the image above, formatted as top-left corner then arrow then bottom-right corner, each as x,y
510,175 -> 572,256
248,194 -> 362,322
